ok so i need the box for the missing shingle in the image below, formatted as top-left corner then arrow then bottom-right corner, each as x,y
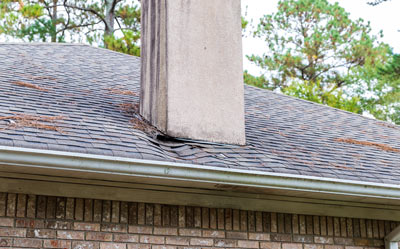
335,138 -> 400,153
12,81 -> 49,92
0,113 -> 65,132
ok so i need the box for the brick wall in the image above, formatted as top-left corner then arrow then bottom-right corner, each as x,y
0,192 -> 398,249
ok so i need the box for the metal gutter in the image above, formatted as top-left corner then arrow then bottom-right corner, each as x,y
386,225 -> 400,249
1,145 -> 400,200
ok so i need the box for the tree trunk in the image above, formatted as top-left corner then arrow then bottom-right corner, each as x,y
51,0 -> 58,42
104,0 -> 116,47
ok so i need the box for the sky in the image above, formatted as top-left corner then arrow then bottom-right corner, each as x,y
241,0 -> 400,75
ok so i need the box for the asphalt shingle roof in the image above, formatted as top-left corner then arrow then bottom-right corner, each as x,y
0,43 -> 399,184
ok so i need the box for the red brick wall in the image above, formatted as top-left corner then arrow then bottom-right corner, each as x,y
0,192 -> 397,249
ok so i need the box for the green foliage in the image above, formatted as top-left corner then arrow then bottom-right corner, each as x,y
249,0 -> 389,90
379,54 -> 400,78
283,80 -> 362,114
19,18 -> 59,42
20,4 -> 43,18
361,53 -> 400,124
104,30 -> 140,56
244,71 -> 271,90
0,1 -> 19,36
246,0 -> 394,122
116,4 -> 140,29
0,0 -> 141,55
241,17 -> 248,30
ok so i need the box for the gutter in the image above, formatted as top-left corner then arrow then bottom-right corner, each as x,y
0,145 -> 400,200
386,225 -> 400,249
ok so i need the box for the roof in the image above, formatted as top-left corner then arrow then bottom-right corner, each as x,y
0,43 -> 399,185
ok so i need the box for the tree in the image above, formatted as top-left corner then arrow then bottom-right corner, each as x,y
246,0 -> 391,118
0,0 -> 141,56
362,53 -> 400,124
367,0 -> 390,6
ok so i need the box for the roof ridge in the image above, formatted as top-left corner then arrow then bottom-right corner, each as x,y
245,84 -> 400,129
88,45 -> 140,59
0,42 -> 141,59
0,42 -> 89,46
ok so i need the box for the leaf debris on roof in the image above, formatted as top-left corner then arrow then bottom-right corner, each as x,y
118,102 -> 139,116
107,88 -> 137,96
117,102 -> 162,137
0,113 -> 65,132
12,81 -> 49,92
335,138 -> 400,153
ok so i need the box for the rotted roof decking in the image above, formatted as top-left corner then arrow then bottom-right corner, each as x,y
0,43 -> 399,185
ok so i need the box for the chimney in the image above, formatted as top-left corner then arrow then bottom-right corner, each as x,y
140,0 -> 245,145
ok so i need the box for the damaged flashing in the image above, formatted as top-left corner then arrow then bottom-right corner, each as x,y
118,102 -> 239,147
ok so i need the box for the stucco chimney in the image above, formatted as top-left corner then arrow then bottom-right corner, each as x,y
140,0 -> 245,145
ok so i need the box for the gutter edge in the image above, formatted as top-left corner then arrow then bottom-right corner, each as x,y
0,145 -> 400,200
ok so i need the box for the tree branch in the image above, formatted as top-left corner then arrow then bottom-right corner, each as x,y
111,0 -> 119,13
367,0 -> 389,6
61,0 -> 71,38
62,3 -> 106,25
56,20 -> 102,34
42,1 -> 54,19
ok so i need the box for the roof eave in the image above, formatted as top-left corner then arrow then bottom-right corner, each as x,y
1,145 -> 400,220
1,145 -> 400,199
